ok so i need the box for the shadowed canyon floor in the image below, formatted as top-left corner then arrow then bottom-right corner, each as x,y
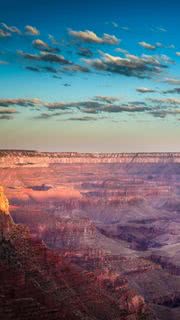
0,151 -> 180,319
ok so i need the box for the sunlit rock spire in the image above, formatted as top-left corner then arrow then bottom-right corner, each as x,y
0,186 -> 9,215
0,186 -> 13,241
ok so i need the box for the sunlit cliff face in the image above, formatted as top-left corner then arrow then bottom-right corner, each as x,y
0,186 -> 9,215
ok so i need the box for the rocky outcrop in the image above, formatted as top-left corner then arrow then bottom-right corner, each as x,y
0,186 -> 14,241
42,217 -> 96,249
0,186 -> 9,214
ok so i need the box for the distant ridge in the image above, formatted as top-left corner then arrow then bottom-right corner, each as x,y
1,150 -> 180,167
0,149 -> 37,152
0,149 -> 180,155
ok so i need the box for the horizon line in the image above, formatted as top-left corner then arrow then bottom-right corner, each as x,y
1,149 -> 180,155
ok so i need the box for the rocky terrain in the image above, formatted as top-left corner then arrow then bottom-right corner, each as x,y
0,186 -> 155,320
0,151 -> 180,319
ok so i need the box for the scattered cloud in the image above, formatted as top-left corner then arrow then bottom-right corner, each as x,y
77,47 -> 93,57
149,97 -> 180,105
120,26 -> 130,31
45,99 -> 149,115
53,75 -> 62,79
19,50 -> 71,64
163,88 -> 180,94
32,39 -> 59,53
0,60 -> 8,65
26,66 -> 41,72
94,96 -> 120,103
0,98 -> 41,108
138,41 -> 156,50
168,44 -> 175,49
115,48 -> 128,55
150,109 -> 180,118
136,87 -> 157,93
84,52 -> 168,79
0,29 -> 11,38
155,54 -> 174,64
1,22 -> 21,34
151,26 -> 167,32
63,83 -> 71,87
65,116 -> 98,121
112,22 -> 119,28
48,34 -> 60,45
0,115 -> 14,120
1,19 -> 180,126
163,78 -> 180,85
26,65 -> 59,74
0,97 -> 148,117
0,108 -> 18,114
63,64 -> 90,73
33,111 -> 70,120
3,95 -> 180,122
41,66 -> 58,73
69,29 -> 120,45
100,104 -> 149,113
25,25 -> 40,35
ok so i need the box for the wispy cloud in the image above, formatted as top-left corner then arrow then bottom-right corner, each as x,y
0,98 -> 41,108
0,115 -> 14,120
48,34 -> 60,45
0,29 -> 11,38
26,66 -> 41,72
65,116 -> 98,121
1,22 -> 21,34
163,78 -> 180,85
136,87 -> 157,93
19,50 -> 71,64
138,41 -> 156,50
149,97 -> 180,105
63,64 -> 90,73
94,96 -> 120,103
163,88 -> 180,94
0,107 -> 18,114
151,26 -> 167,33
77,47 -> 93,57
33,111 -> 70,120
2,95 -> 180,122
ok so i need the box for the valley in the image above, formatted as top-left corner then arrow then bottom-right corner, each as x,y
0,151 -> 180,319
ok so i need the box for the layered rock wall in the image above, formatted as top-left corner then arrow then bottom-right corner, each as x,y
1,150 -> 180,167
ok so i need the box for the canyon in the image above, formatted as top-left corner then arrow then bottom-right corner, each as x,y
0,151 -> 180,319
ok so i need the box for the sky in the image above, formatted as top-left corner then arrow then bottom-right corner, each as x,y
0,0 -> 180,152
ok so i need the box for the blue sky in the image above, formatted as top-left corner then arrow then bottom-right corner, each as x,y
0,0 -> 180,152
